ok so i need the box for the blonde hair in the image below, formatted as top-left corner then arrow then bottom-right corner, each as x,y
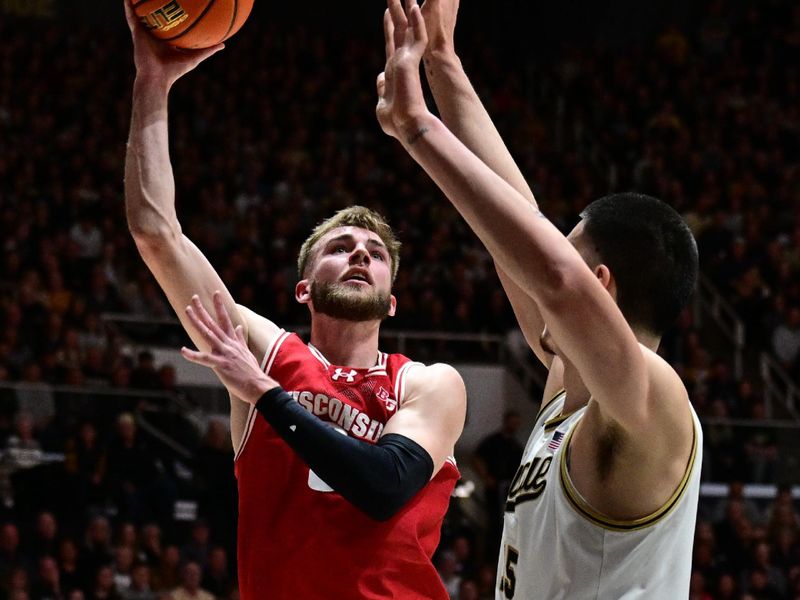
297,206 -> 401,281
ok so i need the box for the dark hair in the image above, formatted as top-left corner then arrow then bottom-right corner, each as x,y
579,193 -> 698,335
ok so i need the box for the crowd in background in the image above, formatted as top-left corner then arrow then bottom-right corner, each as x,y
1,0 -> 799,598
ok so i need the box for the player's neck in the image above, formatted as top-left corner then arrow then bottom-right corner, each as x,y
309,315 -> 382,368
562,363 -> 591,413
635,328 -> 661,353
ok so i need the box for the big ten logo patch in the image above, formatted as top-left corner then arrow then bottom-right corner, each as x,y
139,0 -> 189,32
376,386 -> 397,412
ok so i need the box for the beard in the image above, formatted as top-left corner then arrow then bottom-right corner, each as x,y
310,279 -> 392,322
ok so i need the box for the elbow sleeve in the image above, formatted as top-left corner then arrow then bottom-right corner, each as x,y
256,388 -> 434,521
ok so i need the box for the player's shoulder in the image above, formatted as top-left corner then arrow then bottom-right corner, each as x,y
403,363 -> 466,407
641,345 -> 690,406
406,362 -> 464,387
399,363 -> 466,435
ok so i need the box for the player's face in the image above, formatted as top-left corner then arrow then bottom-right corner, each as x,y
300,226 -> 397,322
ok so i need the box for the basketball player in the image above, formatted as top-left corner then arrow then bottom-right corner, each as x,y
378,1 -> 701,597
122,2 -> 465,598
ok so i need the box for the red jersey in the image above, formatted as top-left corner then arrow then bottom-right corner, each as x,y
234,331 -> 460,600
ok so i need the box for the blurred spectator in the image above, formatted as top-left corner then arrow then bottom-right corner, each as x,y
744,541 -> 787,597
200,547 -> 231,600
0,524 -> 28,591
151,546 -> 181,593
31,555 -> 63,600
773,307 -> 800,370
457,579 -> 480,600
105,414 -> 158,524
121,563 -> 156,600
475,564 -> 496,600
139,525 -> 162,569
717,573 -> 739,600
79,517 -> 113,585
31,510 -> 60,561
192,422 -> 235,553
69,210 -> 103,263
689,569 -> 713,600
744,423 -> 779,483
169,562 -> 213,600
63,421 -> 107,515
472,411 -> 523,560
712,482 -> 763,524
116,523 -> 139,554
89,565 -> 121,600
58,538 -> 83,595
436,551 -> 461,600
130,354 -> 159,392
179,521 -> 210,569
5,567 -> 30,600
450,534 -> 477,582
112,546 -> 135,594
745,567 -> 783,599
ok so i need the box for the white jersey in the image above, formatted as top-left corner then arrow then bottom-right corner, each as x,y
496,390 -> 702,600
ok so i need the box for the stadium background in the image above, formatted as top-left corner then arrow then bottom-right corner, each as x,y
1,0 -> 799,598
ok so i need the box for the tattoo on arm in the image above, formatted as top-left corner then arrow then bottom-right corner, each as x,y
407,127 -> 430,145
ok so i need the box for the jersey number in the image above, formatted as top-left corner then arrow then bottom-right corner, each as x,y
499,545 -> 519,599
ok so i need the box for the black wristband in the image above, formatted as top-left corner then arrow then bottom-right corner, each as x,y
255,387 -> 434,521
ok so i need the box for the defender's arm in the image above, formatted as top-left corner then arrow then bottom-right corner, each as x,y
420,1 -> 551,366
398,116 -> 649,431
377,2 -> 645,431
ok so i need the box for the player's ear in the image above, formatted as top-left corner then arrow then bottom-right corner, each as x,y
595,264 -> 618,300
296,280 -> 311,305
387,294 -> 397,318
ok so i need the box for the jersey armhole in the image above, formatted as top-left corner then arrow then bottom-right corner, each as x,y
234,329 -> 290,463
558,417 -> 701,532
392,360 -> 424,408
535,389 -> 566,425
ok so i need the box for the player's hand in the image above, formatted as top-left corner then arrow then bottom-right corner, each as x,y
420,0 -> 459,58
180,292 -> 279,405
124,0 -> 223,88
376,0 -> 433,143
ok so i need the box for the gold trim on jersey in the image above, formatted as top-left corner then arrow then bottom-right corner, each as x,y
543,409 -> 579,432
534,389 -> 566,425
559,418 -> 699,532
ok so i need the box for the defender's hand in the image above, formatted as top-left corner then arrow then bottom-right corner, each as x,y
124,0 -> 224,88
376,0 -> 433,143
420,0 -> 459,57
180,292 -> 279,405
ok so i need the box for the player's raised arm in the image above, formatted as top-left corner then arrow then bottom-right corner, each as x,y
418,0 -> 552,367
378,0 -> 668,434
122,1 -> 279,449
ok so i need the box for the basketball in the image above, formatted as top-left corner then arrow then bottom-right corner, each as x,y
131,0 -> 254,49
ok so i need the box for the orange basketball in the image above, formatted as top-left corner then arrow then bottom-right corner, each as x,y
131,0 -> 254,50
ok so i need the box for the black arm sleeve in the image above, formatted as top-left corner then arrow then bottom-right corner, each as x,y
255,387 -> 435,521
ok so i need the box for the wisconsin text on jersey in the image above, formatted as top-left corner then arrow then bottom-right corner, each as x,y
288,390 -> 387,441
